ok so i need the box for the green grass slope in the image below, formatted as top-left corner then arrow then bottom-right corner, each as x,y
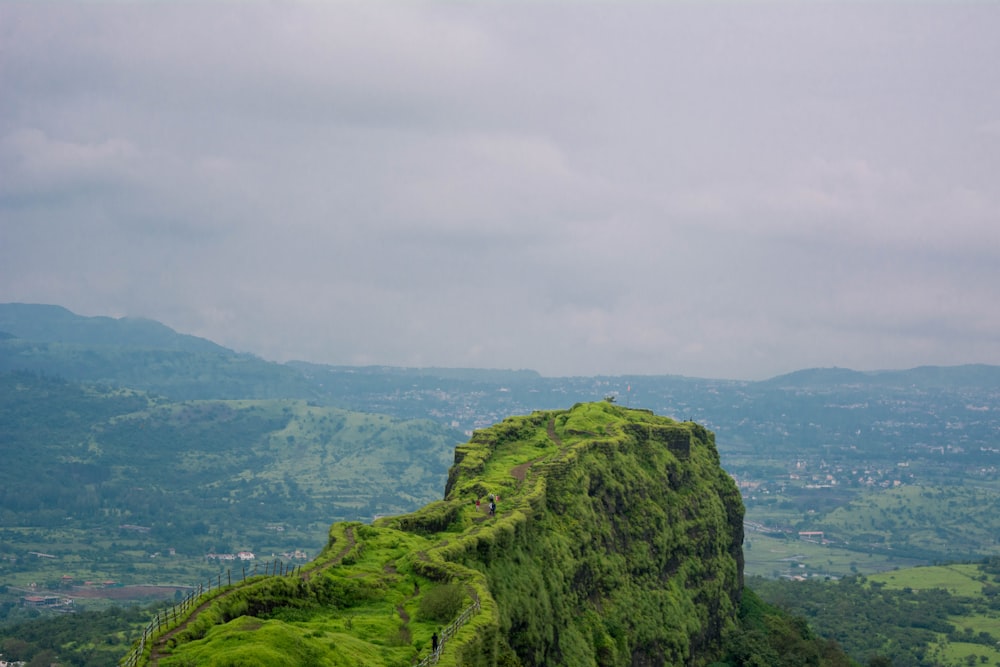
142,402 -> 746,667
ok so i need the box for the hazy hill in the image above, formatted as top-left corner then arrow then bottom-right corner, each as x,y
0,303 -> 228,354
762,363 -> 1000,390
289,362 -> 542,383
0,304 -> 321,401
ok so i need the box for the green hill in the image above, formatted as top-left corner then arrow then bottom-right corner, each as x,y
0,371 -> 462,600
126,402 -> 850,667
0,304 -> 227,354
0,303 -> 321,400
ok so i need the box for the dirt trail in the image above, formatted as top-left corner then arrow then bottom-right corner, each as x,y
546,417 -> 562,446
148,526 -> 356,665
508,417 -> 562,483
509,459 -> 533,482
150,418 -> 565,665
396,604 -> 410,623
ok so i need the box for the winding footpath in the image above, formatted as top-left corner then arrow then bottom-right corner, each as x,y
148,417 -> 564,665
508,417 -> 561,484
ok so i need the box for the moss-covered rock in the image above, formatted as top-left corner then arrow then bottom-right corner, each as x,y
140,403 -> 746,667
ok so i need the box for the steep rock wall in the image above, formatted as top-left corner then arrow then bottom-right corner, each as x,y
443,404 -> 744,666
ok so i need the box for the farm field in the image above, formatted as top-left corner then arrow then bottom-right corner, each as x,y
871,563 -> 987,595
873,564 -> 1000,667
744,530 -> 923,579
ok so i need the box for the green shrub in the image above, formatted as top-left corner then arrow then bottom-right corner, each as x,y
418,584 -> 465,623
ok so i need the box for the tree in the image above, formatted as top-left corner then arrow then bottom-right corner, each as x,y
28,649 -> 57,667
2,637 -> 31,661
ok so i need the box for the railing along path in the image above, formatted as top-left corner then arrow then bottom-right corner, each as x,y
120,560 -> 300,667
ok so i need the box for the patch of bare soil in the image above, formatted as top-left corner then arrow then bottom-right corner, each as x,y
396,604 -> 410,623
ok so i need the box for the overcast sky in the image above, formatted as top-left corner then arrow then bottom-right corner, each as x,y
2,3 -> 998,380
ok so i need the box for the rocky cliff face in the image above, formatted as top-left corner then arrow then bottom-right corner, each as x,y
148,402 -> 744,667
439,403 -> 744,666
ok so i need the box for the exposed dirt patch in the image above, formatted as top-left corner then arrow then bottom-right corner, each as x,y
547,417 -> 563,446
510,460 -> 533,482
396,604 -> 410,623
509,417 -> 557,483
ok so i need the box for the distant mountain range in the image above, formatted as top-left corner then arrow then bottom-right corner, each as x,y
0,303 -> 228,353
763,363 -> 1000,390
4,301 -> 1000,449
0,303 -> 322,401
3,301 -> 997,391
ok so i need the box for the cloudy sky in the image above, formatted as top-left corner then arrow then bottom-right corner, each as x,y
2,3 -> 998,380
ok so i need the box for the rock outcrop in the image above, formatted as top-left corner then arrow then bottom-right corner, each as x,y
146,402 -> 744,667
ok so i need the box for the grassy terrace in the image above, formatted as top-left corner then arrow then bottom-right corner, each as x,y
135,402 -> 728,667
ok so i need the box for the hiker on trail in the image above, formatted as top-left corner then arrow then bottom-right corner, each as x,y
489,500 -> 496,516
432,631 -> 439,654
475,498 -> 480,510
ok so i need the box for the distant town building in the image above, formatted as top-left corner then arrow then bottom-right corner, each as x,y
21,595 -> 72,609
206,551 -> 256,562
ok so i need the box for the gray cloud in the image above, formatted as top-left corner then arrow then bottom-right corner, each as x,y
2,2 -> 999,380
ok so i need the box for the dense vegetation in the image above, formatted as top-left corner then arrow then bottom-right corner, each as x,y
0,601 -> 166,667
720,587 -> 853,667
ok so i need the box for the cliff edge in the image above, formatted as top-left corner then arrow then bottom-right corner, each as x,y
140,402 -> 745,666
